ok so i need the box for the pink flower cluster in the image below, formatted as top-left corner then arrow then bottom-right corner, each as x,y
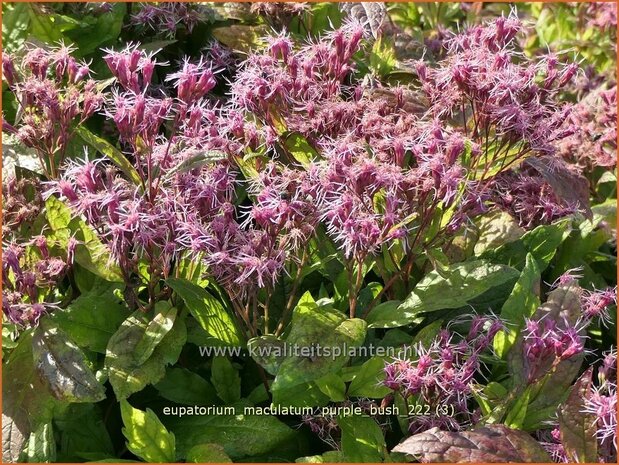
558,85 -> 617,171
2,237 -> 75,326
383,316 -> 503,432
2,44 -> 103,178
129,2 -> 213,36
9,16 -> 590,325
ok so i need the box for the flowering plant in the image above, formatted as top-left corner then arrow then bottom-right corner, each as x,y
2,3 -> 616,464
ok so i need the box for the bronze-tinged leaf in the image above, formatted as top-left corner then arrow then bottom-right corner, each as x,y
557,369 -> 598,462
524,156 -> 592,219
391,425 -> 551,463
211,25 -> 267,54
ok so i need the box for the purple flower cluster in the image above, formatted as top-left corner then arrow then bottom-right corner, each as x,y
584,2 -> 618,31
521,317 -> 585,383
583,349 -> 617,454
542,349 -> 617,463
129,2 -> 213,36
558,85 -> 617,171
1,237 -> 73,326
2,44 -> 103,178
383,316 -> 503,432
491,169 -> 578,228
26,17 -> 594,326
2,176 -> 43,239
414,15 -> 576,156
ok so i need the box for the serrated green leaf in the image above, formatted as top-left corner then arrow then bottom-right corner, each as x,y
211,356 -> 241,404
247,335 -> 287,375
22,422 -> 56,463
494,253 -> 541,358
348,356 -> 392,399
482,222 -> 569,271
283,132 -> 319,167
45,196 -> 123,282
314,373 -> 346,402
270,292 -> 367,394
170,412 -> 296,459
167,278 -> 243,346
271,381 -> 330,408
134,303 -> 177,366
105,311 -> 186,399
338,415 -> 386,462
186,443 -> 232,463
120,400 -> 175,463
50,280 -> 129,353
54,404 -> 114,462
155,367 -> 218,406
503,387 -> 530,430
2,3 -> 30,53
368,260 -> 518,328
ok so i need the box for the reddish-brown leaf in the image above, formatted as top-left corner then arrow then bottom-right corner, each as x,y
392,425 -> 551,463
557,368 -> 598,462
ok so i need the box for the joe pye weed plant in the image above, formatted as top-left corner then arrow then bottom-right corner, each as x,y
1,2 -> 617,464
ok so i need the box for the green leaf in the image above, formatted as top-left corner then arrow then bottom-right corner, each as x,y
154,367 -> 218,406
170,411 -> 296,459
186,444 -> 232,463
54,404 -> 114,462
271,381 -> 330,408
22,422 -> 56,463
165,151 -> 226,177
503,387 -> 530,430
348,357 -> 391,399
167,278 -> 243,346
247,335 -> 287,375
283,132 -> 319,167
270,292 -> 367,394
482,222 -> 569,271
134,303 -> 177,366
105,311 -> 186,400
2,3 -> 30,53
369,37 -> 398,76
364,300 -> 400,329
50,280 -> 129,353
32,319 -> 105,403
557,369 -> 598,463
76,126 -> 141,185
314,373 -> 346,402
211,356 -> 241,404
45,196 -> 123,282
473,211 -> 525,255
28,6 -> 66,43
44,195 -> 72,231
120,400 -> 175,463
338,415 -> 386,462
64,3 -> 126,55
367,260 -> 518,328
493,253 -> 541,358
211,25 -> 267,53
